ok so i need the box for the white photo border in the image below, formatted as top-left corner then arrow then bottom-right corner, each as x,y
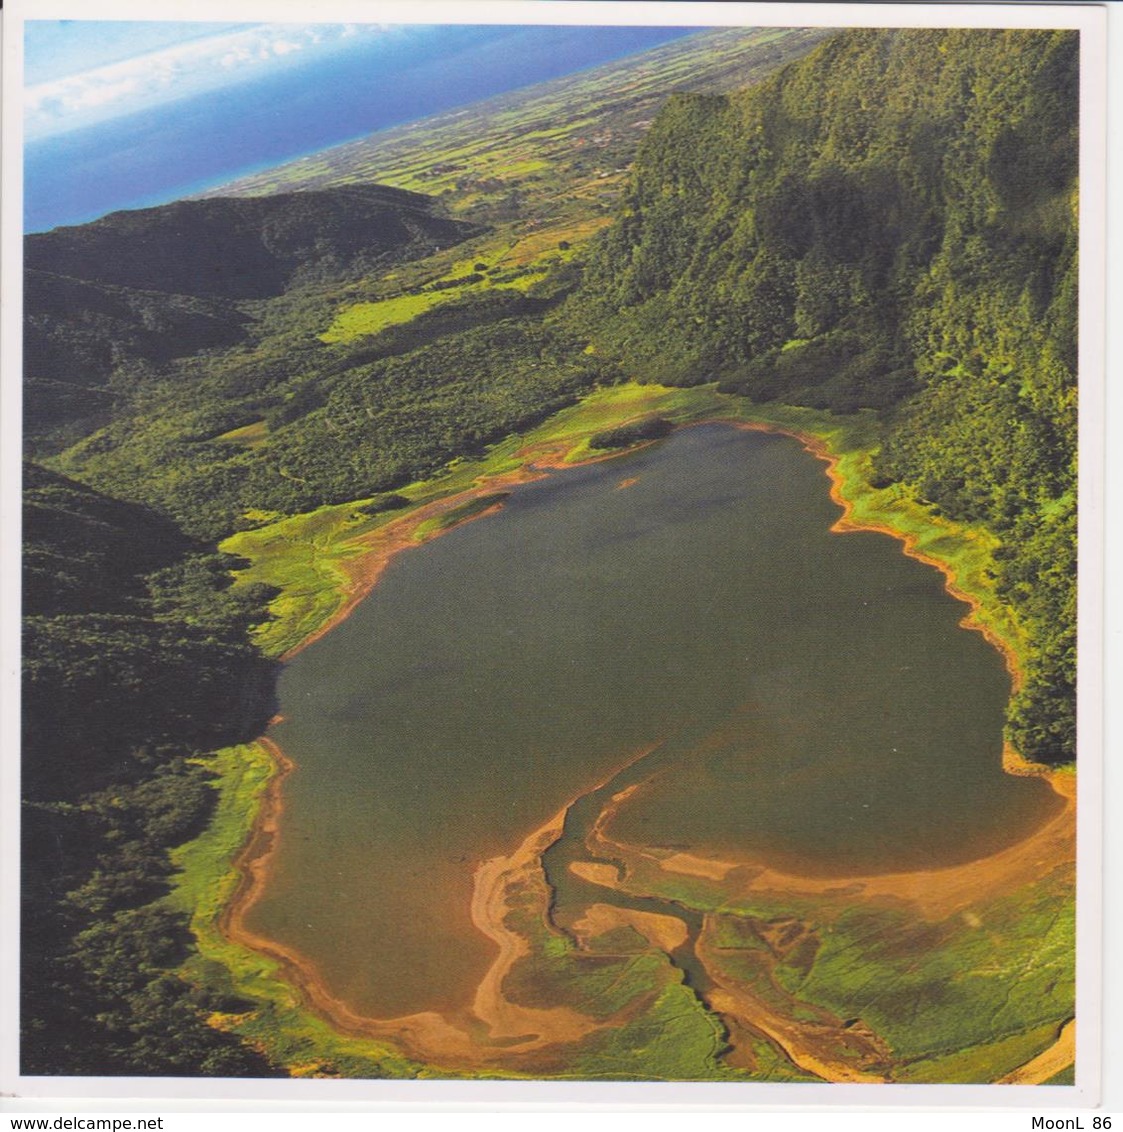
0,0 -> 1112,1110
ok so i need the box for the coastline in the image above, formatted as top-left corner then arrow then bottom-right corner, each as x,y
215,736 -> 671,1068
197,385 -> 1074,1079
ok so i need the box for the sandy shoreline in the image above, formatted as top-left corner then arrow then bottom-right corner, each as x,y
280,476 -> 536,662
219,439 -> 643,1066
572,752 -> 1072,1082
997,1019 -> 1076,1085
220,740 -> 610,1068
714,419 -> 1028,690
217,413 -> 1074,1078
582,769 -> 1074,923
279,430 -> 659,663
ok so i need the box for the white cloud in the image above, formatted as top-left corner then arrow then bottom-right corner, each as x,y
25,51 -> 178,124
220,48 -> 254,69
72,76 -> 142,110
25,23 -> 386,139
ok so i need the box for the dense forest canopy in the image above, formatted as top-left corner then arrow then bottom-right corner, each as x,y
571,28 -> 1077,765
21,466 -> 281,1074
21,26 -> 1078,1077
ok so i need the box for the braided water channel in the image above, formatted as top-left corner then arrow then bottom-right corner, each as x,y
250,423 -> 1061,1028
540,720 -> 720,990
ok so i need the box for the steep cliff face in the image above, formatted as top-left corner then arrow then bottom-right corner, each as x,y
576,28 -> 1078,763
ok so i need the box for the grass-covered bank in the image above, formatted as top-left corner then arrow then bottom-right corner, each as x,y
167,380 -> 1072,1079
574,28 -> 1077,769
166,743 -> 431,1077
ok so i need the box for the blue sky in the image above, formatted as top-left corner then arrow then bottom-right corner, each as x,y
22,20 -> 698,230
24,21 -> 409,140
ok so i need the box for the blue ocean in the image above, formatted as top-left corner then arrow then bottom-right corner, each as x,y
25,25 -> 696,233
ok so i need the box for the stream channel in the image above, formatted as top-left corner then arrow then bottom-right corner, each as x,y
246,424 -> 1061,1021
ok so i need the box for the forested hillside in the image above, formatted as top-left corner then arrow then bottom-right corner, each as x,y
24,270 -> 251,444
24,185 -> 482,452
26,30 -> 831,542
21,24 -> 1079,1078
25,184 -> 478,300
27,200 -> 604,538
20,271 -> 604,1073
571,28 -> 1078,764
22,466 -> 282,1074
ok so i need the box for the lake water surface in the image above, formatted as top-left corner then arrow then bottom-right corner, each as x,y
248,425 -> 1060,1019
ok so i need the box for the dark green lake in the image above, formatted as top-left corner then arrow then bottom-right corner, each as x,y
249,424 -> 1060,1019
